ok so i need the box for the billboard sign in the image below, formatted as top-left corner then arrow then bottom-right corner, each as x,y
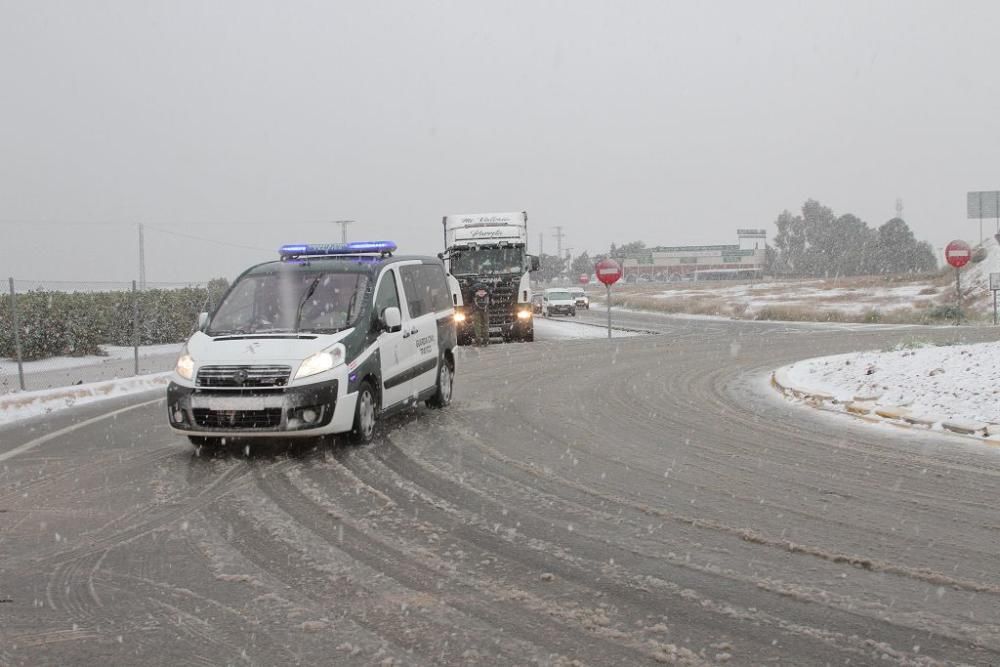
967,191 -> 1000,219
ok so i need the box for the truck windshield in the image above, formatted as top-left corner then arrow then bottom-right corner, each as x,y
208,269 -> 370,335
546,291 -> 571,300
450,247 -> 524,275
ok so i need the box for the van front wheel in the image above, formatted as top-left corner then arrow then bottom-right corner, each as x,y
349,382 -> 377,444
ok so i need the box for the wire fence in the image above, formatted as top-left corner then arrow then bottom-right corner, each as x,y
1,277 -> 222,395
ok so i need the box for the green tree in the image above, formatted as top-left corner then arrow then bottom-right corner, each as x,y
801,199 -> 839,276
875,218 -> 938,274
772,209 -> 805,274
206,277 -> 230,311
570,251 -> 592,277
535,253 -> 566,283
771,202 -> 937,277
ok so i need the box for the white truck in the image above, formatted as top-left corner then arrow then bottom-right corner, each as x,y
441,211 -> 539,343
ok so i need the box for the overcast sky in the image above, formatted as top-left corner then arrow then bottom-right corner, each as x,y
2,0 -> 999,283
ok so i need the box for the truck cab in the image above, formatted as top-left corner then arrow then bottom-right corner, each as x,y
441,212 -> 539,343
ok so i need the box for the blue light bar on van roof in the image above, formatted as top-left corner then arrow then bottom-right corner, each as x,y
279,241 -> 397,258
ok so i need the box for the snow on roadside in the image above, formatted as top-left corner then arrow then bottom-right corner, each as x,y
0,343 -> 182,375
784,341 -> 1000,424
966,234 -> 1000,290
0,372 -> 170,426
533,317 -> 639,339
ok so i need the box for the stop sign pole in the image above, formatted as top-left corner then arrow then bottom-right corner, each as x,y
595,259 -> 622,339
945,240 -> 971,325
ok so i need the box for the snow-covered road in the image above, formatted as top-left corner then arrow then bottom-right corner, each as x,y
3,314 -> 1000,665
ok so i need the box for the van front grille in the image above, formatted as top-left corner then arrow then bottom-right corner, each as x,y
196,365 -> 291,388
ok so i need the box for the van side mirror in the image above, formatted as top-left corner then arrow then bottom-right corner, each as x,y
197,312 -> 209,332
381,306 -> 402,333
529,255 -> 540,272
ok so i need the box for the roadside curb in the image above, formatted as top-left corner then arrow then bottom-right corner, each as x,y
770,368 -> 1000,447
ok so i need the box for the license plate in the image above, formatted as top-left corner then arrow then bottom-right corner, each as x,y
192,396 -> 272,411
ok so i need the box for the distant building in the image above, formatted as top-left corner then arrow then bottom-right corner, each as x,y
619,229 -> 767,282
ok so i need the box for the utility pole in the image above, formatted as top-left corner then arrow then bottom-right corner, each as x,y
538,232 -> 544,256
333,219 -> 354,244
552,226 -> 566,262
138,223 -> 146,289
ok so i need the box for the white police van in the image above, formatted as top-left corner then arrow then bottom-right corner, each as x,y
167,241 -> 456,446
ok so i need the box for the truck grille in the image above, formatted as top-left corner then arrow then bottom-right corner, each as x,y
192,408 -> 283,429
487,284 -> 517,326
196,365 -> 291,388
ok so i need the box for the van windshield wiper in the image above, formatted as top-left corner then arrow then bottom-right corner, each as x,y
294,275 -> 323,332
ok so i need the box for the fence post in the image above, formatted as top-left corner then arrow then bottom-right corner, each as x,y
8,277 -> 26,391
133,280 -> 140,376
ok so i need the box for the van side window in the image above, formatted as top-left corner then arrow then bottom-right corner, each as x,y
399,264 -> 451,318
399,265 -> 426,318
374,269 -> 400,319
422,264 -> 452,312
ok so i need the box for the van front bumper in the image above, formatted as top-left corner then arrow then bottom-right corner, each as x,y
167,379 -> 352,437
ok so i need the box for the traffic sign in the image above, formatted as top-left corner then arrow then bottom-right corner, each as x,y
579,273 -> 590,285
945,240 -> 972,268
595,259 -> 622,286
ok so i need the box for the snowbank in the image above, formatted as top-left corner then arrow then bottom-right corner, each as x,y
965,234 -> 1000,290
784,341 -> 1000,424
0,343 -> 182,375
0,372 -> 170,426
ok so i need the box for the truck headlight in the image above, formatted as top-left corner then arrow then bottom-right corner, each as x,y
175,351 -> 195,381
295,344 -> 346,380
517,309 -> 532,320
454,311 -> 467,323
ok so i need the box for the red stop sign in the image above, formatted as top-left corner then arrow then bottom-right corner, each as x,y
595,259 -> 622,286
945,240 -> 971,268
578,273 -> 589,285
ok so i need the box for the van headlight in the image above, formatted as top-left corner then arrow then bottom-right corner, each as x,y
175,349 -> 195,381
295,344 -> 346,380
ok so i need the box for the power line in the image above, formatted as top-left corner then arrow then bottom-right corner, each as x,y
144,226 -> 272,252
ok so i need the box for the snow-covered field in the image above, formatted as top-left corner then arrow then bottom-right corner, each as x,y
596,235 -> 1000,323
783,340 -> 1000,425
649,280 -> 939,315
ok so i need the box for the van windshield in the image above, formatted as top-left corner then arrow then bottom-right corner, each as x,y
208,269 -> 370,335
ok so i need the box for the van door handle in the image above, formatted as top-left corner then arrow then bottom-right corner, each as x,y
402,331 -> 410,338
410,326 -> 419,335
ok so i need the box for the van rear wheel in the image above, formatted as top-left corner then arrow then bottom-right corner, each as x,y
349,381 -> 377,444
427,357 -> 454,408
